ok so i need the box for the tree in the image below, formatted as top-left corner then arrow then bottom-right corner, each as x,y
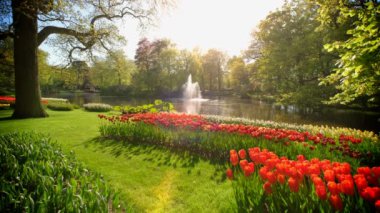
0,0 -> 170,118
110,50 -> 135,87
38,49 -> 54,92
227,56 -> 249,94
134,38 -> 178,94
0,38 -> 14,94
92,50 -> 136,89
176,49 -> 203,89
316,0 -> 380,106
71,61 -> 88,90
201,49 -> 227,91
246,0 -> 338,107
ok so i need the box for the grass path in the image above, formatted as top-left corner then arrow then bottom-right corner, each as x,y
0,109 -> 235,212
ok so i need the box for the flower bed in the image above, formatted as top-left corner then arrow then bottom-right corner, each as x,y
0,96 -> 48,106
204,114 -> 379,143
98,112 -> 379,211
227,147 -> 380,212
99,112 -> 379,166
0,96 -> 15,104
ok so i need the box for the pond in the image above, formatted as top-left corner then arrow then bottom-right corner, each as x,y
49,92 -> 380,133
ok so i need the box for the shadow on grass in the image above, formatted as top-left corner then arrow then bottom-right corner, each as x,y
85,137 -> 228,182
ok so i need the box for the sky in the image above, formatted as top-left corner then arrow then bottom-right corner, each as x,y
44,0 -> 284,64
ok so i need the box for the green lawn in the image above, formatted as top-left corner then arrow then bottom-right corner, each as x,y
0,109 -> 235,212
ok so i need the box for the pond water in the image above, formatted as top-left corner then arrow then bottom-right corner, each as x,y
50,92 -> 380,133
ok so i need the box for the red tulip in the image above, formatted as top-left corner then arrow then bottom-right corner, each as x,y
354,174 -> 368,191
277,174 -> 286,184
263,181 -> 272,194
230,154 -> 239,166
312,176 -> 324,187
259,166 -> 268,180
244,165 -> 254,177
240,160 -> 248,170
357,167 -> 372,176
266,171 -> 276,184
316,184 -> 327,200
329,194 -> 343,211
238,149 -> 247,159
230,149 -> 237,155
327,181 -> 340,195
323,169 -> 335,182
288,177 -> 299,192
360,187 -> 380,202
375,200 -> 380,210
372,167 -> 380,179
340,179 -> 355,196
248,162 -> 255,172
297,155 -> 305,161
226,168 -> 233,180
308,164 -> 320,175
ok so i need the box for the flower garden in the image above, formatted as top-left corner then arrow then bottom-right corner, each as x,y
99,112 -> 380,212
1,96 -> 379,212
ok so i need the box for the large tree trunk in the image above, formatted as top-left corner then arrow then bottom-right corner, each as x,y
12,0 -> 48,118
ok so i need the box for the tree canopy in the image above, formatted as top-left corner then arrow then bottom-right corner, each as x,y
0,0 -> 171,118
316,0 -> 380,106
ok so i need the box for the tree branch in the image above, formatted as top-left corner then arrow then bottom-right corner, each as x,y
90,6 -> 146,28
37,26 -> 91,46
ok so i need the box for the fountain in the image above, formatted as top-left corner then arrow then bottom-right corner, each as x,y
181,74 -> 207,114
182,74 -> 202,99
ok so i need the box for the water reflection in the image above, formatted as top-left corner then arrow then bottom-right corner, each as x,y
183,99 -> 202,114
48,92 -> 380,133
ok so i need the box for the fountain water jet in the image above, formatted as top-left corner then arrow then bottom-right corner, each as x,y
182,74 -> 202,99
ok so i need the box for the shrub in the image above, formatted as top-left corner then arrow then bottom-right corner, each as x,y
0,132 -> 123,212
47,102 -> 74,111
83,103 -> 112,112
114,99 -> 174,114
42,97 -> 69,103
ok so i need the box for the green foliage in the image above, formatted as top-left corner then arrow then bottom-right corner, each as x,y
201,49 -> 227,91
246,0 -> 338,107
133,38 -> 218,96
0,38 -> 14,95
227,56 -> 250,95
91,50 -> 136,91
114,99 -> 174,114
317,1 -> 380,106
47,102 -> 74,111
0,132 -> 122,212
83,103 -> 112,112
